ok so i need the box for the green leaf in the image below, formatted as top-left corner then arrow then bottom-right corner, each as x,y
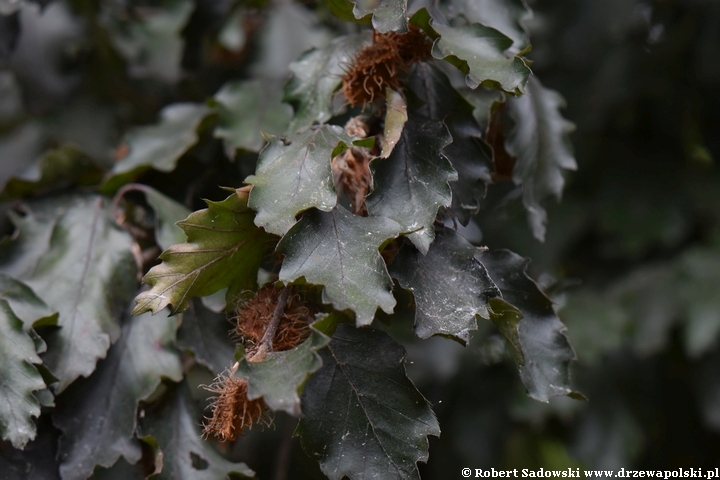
246,125 -> 356,236
505,76 -> 577,241
406,62 -> 494,225
0,273 -> 57,329
0,144 -> 104,201
448,0 -> 532,52
3,195 -> 138,393
284,33 -> 369,134
278,206 -> 401,326
478,249 -> 580,402
103,103 -> 212,193
431,22 -> 531,93
298,324 -> 439,480
366,114 -> 455,254
236,329 -> 329,416
106,0 -> 194,83
177,299 -> 236,375
0,300 -> 46,449
138,383 -> 255,480
133,190 -> 273,316
116,184 -> 191,251
390,228 -> 500,344
54,306 -> 183,480
213,79 -> 293,157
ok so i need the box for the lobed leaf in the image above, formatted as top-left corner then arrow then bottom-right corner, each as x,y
54,306 -> 183,480
138,383 -> 255,479
351,0 -> 408,33
390,228 -> 500,344
236,329 -> 329,416
478,249 -> 580,402
0,300 -> 46,449
298,324 -> 440,480
133,189 -> 273,316
213,79 -> 293,157
448,0 -> 532,52
366,114 -> 455,254
504,75 -> 577,241
278,206 -> 401,326
103,103 -> 211,193
284,33 -> 369,134
431,22 -> 531,93
406,62 -> 494,225
246,125 -> 355,236
0,144 -> 104,202
1,195 -> 138,393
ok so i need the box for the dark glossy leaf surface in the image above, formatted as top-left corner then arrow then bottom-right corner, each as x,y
431,22 -> 530,93
134,190 -> 273,316
478,249 -> 579,401
366,114 -> 455,254
237,329 -> 329,416
505,76 -> 577,241
213,79 -> 293,156
0,145 -> 104,201
138,384 -> 255,479
298,324 -> 439,480
278,206 -> 401,326
0,300 -> 45,449
3,195 -> 138,393
390,228 -> 500,344
246,125 -> 355,236
177,299 -> 235,375
103,103 -> 211,193
284,33 -> 369,133
407,62 -> 494,225
54,307 -> 182,480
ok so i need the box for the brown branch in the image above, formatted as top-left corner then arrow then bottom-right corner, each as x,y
249,285 -> 292,361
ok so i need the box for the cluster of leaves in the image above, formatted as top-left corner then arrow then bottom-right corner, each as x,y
0,0 -> 583,478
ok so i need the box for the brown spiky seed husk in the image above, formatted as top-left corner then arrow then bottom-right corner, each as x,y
234,285 -> 313,355
203,373 -> 271,442
341,25 -> 432,107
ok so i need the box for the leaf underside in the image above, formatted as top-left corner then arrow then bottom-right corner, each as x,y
478,249 -> 580,402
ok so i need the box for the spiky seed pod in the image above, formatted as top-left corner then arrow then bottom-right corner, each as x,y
341,25 -> 432,108
233,284 -> 313,354
202,371 -> 271,442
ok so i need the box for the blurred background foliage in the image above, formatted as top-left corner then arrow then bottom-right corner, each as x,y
1,0 -> 720,477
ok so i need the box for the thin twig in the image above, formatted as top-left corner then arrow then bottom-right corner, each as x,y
250,286 -> 292,361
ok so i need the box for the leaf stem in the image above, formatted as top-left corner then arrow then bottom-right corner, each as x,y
251,286 -> 292,361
